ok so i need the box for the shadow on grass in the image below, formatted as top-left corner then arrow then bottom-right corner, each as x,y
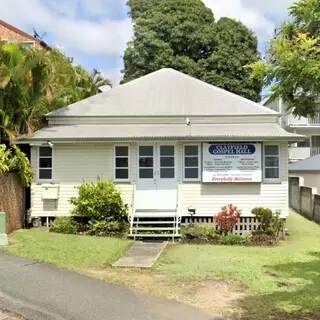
235,252 -> 320,320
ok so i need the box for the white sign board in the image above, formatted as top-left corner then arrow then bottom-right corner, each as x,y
202,143 -> 262,183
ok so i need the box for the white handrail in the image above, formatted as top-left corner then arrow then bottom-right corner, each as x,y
175,183 -> 182,235
129,184 -> 136,235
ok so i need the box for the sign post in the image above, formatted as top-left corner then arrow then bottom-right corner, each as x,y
0,212 -> 8,246
202,143 -> 262,183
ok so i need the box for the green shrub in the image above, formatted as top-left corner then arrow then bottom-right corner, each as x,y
181,224 -> 218,243
0,144 -> 33,186
87,220 -> 129,237
219,234 -> 246,245
251,207 -> 284,237
50,217 -> 77,234
70,179 -> 128,222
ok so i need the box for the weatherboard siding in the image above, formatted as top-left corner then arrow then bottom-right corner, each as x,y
177,142 -> 289,217
30,144 -> 135,217
30,141 -> 289,218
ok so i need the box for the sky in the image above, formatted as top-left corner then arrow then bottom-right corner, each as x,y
0,0 -> 295,85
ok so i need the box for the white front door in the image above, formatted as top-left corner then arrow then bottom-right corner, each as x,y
136,143 -> 177,210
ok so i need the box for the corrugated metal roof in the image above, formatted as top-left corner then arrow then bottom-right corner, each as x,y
47,68 -> 278,117
289,154 -> 320,171
23,123 -> 303,141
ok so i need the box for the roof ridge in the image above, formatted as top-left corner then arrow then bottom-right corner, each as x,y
47,68 -> 279,118
162,68 -> 277,114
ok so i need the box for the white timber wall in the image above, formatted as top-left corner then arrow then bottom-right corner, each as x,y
30,143 -> 135,217
177,141 -> 289,217
30,141 -> 289,218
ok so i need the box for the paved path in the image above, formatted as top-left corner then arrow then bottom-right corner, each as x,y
113,242 -> 167,268
0,310 -> 23,320
0,252 -> 214,320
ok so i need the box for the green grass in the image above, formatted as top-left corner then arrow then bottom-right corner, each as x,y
3,229 -> 131,271
154,212 -> 320,319
2,212 -> 320,320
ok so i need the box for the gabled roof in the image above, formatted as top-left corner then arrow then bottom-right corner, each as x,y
289,154 -> 320,172
22,123 -> 303,142
47,68 -> 279,118
0,20 -> 49,48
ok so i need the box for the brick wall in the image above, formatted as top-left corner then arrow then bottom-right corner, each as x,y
0,173 -> 25,233
0,24 -> 41,48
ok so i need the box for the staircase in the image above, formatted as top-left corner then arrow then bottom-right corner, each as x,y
128,186 -> 181,241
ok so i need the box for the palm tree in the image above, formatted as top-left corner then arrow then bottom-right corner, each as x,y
90,68 -> 112,91
74,66 -> 113,100
0,44 -> 113,144
0,43 -> 51,143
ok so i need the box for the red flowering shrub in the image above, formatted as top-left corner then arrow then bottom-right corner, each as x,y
215,204 -> 241,235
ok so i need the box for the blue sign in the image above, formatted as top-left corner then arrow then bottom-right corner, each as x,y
208,144 -> 256,155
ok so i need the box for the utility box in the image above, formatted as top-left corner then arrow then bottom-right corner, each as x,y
41,184 -> 60,200
0,212 -> 8,246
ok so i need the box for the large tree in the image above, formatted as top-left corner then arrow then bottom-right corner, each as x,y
122,0 -> 262,101
249,0 -> 320,117
0,43 -> 112,144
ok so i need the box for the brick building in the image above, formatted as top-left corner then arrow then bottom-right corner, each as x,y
0,20 -> 48,48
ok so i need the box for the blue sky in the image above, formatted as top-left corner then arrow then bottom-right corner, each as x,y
0,0 -> 295,86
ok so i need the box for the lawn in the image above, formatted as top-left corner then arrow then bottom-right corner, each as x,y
2,212 -> 320,320
3,229 -> 131,271
154,212 -> 320,319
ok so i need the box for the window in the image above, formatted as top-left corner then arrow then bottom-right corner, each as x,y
160,145 -> 175,179
264,145 -> 280,180
39,147 -> 53,180
115,146 -> 129,180
183,145 -> 200,181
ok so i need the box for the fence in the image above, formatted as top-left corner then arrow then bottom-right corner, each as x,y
181,216 -> 261,236
0,172 -> 25,233
289,177 -> 320,223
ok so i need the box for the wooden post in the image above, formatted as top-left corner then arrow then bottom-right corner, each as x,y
0,212 -> 8,246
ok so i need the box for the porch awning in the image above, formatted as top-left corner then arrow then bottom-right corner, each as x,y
18,123 -> 305,143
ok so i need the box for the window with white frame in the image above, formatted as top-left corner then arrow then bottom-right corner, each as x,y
264,145 -> 280,180
183,144 -> 200,181
39,147 -> 53,180
115,146 -> 129,180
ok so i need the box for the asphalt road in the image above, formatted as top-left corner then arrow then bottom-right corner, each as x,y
0,252 -> 215,320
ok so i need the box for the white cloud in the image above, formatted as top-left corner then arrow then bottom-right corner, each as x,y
202,0 -> 295,39
0,0 -> 132,55
0,0 -> 295,82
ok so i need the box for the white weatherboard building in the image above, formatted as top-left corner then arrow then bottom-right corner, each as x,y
265,98 -> 320,162
19,69 -> 303,238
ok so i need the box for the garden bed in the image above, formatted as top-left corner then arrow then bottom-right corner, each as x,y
181,206 -> 284,246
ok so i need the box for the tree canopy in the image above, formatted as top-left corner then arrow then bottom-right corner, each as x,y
122,0 -> 262,102
249,0 -> 320,118
0,43 -> 112,144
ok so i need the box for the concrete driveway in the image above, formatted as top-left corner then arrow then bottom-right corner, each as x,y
0,252 -> 215,320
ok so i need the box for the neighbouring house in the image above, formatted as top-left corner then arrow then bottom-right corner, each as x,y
0,20 -> 49,48
18,69 -> 303,237
289,154 -> 320,192
265,98 -> 320,163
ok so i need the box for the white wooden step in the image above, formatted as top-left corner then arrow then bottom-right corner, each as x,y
128,234 -> 181,238
132,227 -> 176,231
132,221 -> 175,224
134,212 -> 177,218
